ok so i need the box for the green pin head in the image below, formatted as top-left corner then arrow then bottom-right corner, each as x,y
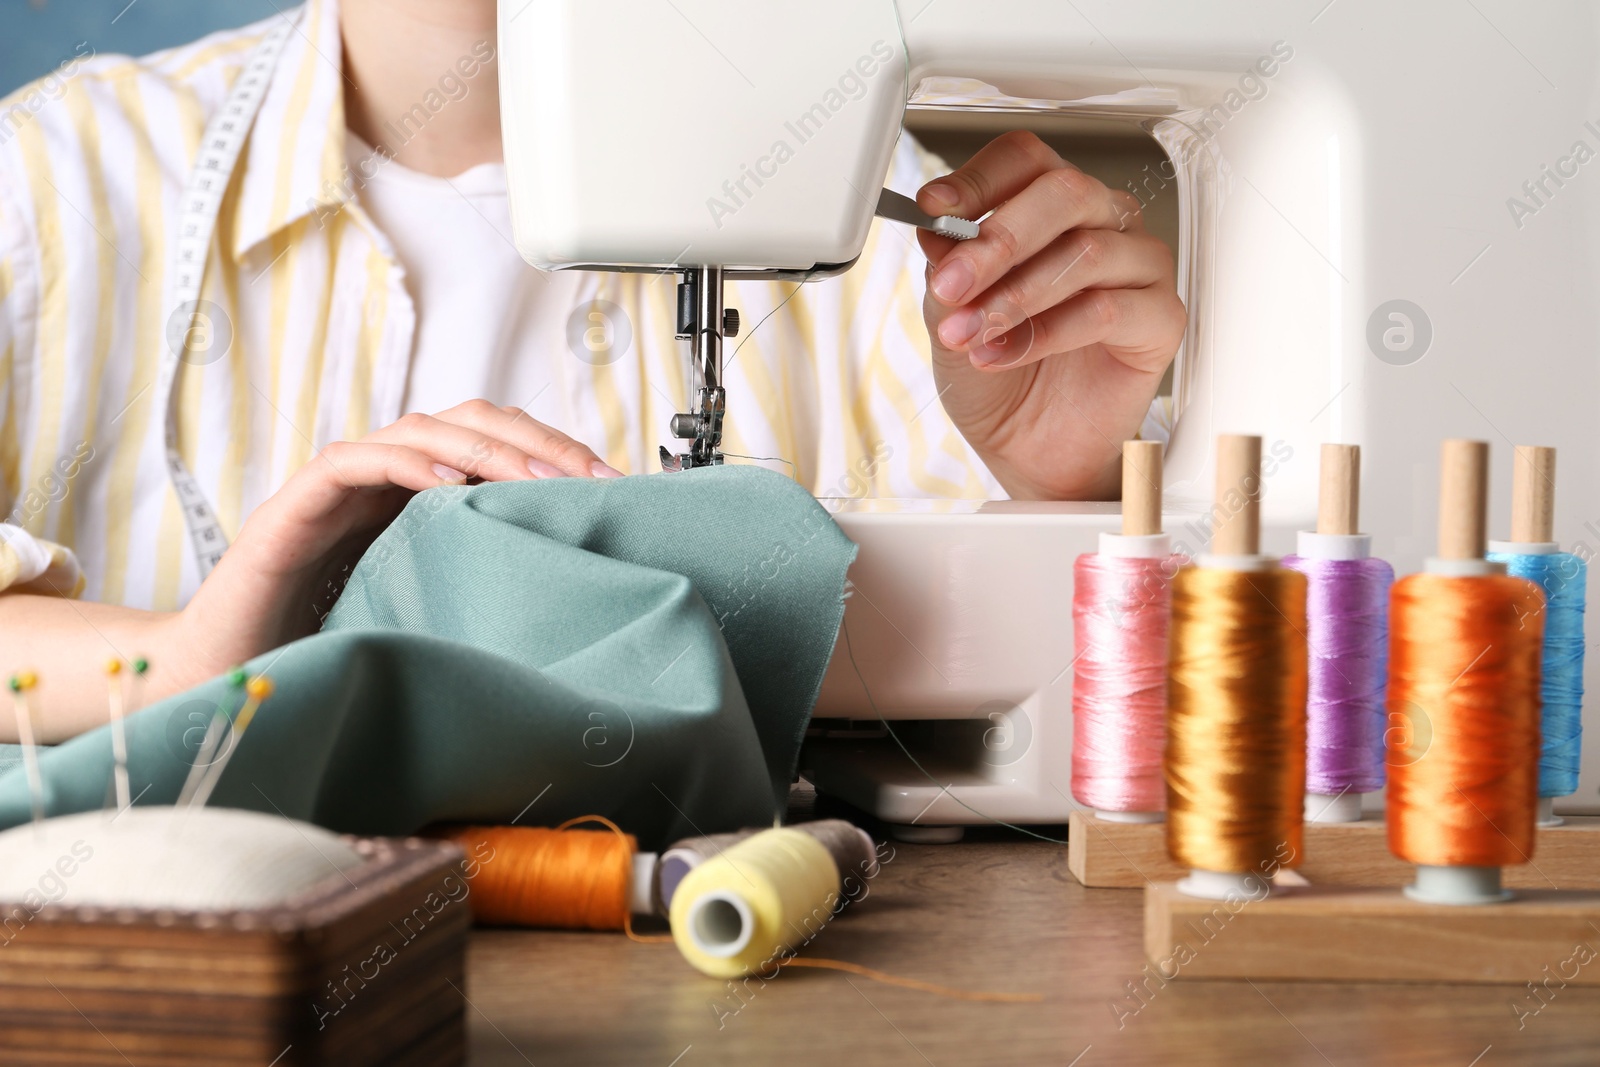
226,667 -> 248,688
133,657 -> 149,676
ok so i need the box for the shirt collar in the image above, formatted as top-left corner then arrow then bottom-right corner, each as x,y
231,0 -> 353,260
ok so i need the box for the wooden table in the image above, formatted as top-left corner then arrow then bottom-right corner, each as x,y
460,827 -> 1600,1066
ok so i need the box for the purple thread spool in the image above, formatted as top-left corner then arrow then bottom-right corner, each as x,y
1282,532 -> 1394,824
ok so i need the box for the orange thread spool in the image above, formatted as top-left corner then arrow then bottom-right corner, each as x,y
437,818 -> 635,931
1387,573 -> 1544,867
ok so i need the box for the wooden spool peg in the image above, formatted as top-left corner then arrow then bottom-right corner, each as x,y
1436,439 -> 1489,563
1298,444 -> 1370,566
1209,434 -> 1263,562
1318,444 -> 1360,536
1510,445 -> 1557,545
1121,440 -> 1164,537
1098,440 -> 1171,562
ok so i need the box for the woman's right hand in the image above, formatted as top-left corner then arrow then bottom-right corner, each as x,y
167,400 -> 620,691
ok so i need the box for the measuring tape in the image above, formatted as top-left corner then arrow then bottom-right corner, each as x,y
158,13 -> 298,578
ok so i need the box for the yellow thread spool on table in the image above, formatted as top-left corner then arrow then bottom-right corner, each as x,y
669,826 -> 840,979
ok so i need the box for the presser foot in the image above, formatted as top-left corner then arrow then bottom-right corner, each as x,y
658,445 -> 724,473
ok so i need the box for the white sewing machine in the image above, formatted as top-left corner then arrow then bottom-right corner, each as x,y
500,1 -> 1600,835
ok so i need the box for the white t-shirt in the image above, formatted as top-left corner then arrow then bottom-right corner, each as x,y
347,133 -> 588,425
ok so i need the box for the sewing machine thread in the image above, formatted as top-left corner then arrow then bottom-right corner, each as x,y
1280,555 -> 1393,799
1386,573 -> 1542,867
1070,553 -> 1175,814
1484,550 -> 1587,801
1165,565 -> 1307,875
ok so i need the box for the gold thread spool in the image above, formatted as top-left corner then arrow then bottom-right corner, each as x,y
1166,567 -> 1307,874
1164,435 -> 1307,881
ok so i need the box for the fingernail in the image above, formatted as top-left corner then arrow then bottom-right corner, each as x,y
591,461 -> 625,479
432,464 -> 468,483
923,182 -> 959,209
939,308 -> 983,348
528,458 -> 566,478
970,340 -> 1012,367
931,259 -> 972,303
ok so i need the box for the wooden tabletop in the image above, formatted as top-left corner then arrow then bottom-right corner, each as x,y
459,826 -> 1600,1066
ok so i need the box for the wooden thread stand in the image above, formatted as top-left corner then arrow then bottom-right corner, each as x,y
1144,439 -> 1600,984
1076,442 -> 1600,888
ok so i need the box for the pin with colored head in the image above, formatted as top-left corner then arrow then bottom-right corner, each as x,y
176,667 -> 249,808
10,670 -> 44,824
188,672 -> 275,810
105,658 -> 132,813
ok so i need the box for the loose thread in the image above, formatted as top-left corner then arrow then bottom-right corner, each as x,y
721,453 -> 798,481
778,957 -> 1042,1003
1280,555 -> 1394,796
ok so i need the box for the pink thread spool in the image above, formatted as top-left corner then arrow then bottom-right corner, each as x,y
1071,441 -> 1179,821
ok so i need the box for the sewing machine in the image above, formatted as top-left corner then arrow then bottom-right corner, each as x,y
500,1 -> 1600,835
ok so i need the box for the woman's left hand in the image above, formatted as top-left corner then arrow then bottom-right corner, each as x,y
917,131 -> 1185,500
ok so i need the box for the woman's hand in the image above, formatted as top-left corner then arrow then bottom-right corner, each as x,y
170,400 -> 619,689
916,131 -> 1186,501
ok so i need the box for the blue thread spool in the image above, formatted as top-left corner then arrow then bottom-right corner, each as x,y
1487,446 -> 1587,825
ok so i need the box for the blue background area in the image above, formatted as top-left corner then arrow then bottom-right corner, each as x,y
0,0 -> 278,96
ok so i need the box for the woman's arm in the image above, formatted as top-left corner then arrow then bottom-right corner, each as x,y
0,596 -> 183,744
0,399 -> 618,744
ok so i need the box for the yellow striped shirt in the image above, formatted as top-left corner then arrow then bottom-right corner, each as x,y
0,0 -> 999,611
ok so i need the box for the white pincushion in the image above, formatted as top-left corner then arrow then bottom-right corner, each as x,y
0,807 -> 363,912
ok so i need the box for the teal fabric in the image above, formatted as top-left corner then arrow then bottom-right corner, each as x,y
0,467 -> 856,847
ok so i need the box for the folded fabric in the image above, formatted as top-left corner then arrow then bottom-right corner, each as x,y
0,467 -> 856,847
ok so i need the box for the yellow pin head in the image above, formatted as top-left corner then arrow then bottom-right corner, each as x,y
106,659 -> 123,676
11,671 -> 38,692
245,677 -> 274,701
